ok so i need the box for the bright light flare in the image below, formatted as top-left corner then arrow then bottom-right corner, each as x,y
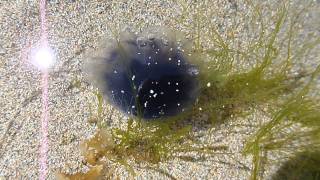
31,46 -> 55,71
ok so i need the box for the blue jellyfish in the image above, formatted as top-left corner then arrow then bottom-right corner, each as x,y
84,29 -> 199,119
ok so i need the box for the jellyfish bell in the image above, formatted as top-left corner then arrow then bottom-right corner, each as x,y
84,28 -> 199,120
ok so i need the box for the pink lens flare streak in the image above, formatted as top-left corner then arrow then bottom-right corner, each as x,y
39,0 -> 50,179
40,70 -> 49,180
40,0 -> 48,44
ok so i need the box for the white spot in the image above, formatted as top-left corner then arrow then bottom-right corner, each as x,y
160,92 -> 164,95
163,104 -> 166,107
155,81 -> 158,85
121,90 -> 124,94
132,75 -> 135,81
177,63 -> 180,66
176,89 -> 179,92
132,106 -> 135,108
113,70 -> 118,74
111,90 -> 114,93
147,62 -> 151,66
170,48 -> 173,51
178,59 -> 181,63
168,57 -> 172,61
199,107 -> 202,111
155,62 -> 158,64
153,93 -> 158,98
137,52 -> 141,55
144,101 -> 148,107
168,82 -> 171,85
31,46 -> 55,70
182,108 -> 185,112
148,56 -> 151,59
207,82 -> 211,87
246,82 -> 249,86
175,82 -> 179,85
150,89 -> 154,94
177,103 -> 180,106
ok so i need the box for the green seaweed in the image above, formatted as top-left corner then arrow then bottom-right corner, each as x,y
60,0 -> 320,179
243,65 -> 320,180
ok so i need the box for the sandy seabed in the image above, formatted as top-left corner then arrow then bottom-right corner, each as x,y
0,0 -> 319,179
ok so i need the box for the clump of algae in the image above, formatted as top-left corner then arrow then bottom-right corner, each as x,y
58,0 -> 320,179
56,165 -> 104,180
